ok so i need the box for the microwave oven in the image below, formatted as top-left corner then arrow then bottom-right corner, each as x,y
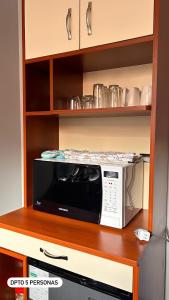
33,159 -> 143,228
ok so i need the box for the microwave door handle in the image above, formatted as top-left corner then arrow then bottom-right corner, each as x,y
40,248 -> 68,261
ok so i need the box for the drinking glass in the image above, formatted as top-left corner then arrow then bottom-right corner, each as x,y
127,87 -> 141,106
140,86 -> 152,105
67,96 -> 81,110
109,85 -> 122,107
81,95 -> 93,109
93,84 -> 104,108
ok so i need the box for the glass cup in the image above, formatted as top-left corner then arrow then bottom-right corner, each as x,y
81,95 -> 94,109
109,85 -> 122,107
127,87 -> 141,106
121,88 -> 129,106
93,84 -> 104,108
67,96 -> 81,110
140,85 -> 152,105
103,86 -> 111,108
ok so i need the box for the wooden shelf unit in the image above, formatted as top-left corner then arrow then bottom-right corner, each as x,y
25,36 -> 153,114
21,1 -> 169,297
0,248 -> 27,299
22,0 -> 169,238
25,106 -> 151,118
24,36 -> 154,224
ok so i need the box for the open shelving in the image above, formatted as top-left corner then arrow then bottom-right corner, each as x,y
0,248 -> 27,299
25,35 -> 154,115
23,35 -> 154,215
24,34 -> 154,218
26,61 -> 50,112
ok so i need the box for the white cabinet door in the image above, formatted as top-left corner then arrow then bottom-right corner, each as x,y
80,0 -> 154,49
25,0 -> 80,59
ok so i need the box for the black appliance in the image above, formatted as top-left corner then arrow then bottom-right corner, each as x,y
33,160 -> 102,223
28,257 -> 132,300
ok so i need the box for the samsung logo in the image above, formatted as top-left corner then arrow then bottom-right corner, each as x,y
58,208 -> 69,212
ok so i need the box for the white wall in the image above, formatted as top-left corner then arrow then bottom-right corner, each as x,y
0,0 -> 22,214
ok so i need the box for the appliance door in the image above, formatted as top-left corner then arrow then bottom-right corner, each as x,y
33,160 -> 102,223
28,258 -> 132,300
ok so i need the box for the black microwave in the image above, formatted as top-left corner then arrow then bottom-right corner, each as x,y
33,159 -> 143,228
33,159 -> 102,224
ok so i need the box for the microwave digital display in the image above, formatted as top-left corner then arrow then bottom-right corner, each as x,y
104,171 -> 119,178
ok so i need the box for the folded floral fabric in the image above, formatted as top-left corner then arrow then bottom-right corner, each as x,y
41,149 -> 141,163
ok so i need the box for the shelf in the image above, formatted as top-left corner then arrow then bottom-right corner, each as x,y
25,35 -> 154,72
55,106 -> 151,117
0,248 -> 27,299
0,207 -> 148,266
25,106 -> 151,118
26,111 -> 52,116
26,116 -> 59,207
26,61 -> 50,112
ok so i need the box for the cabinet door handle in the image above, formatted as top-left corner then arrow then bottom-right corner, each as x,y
40,248 -> 68,260
66,8 -> 72,40
86,2 -> 92,35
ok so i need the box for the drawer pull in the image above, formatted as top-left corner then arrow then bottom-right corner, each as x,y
40,248 -> 68,260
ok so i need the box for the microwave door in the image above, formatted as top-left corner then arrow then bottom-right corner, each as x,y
33,161 -> 102,224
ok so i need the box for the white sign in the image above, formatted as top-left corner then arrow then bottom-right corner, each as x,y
7,277 -> 63,288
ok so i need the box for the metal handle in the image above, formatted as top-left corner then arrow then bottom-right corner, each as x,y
86,2 -> 92,35
40,248 -> 68,260
66,8 -> 72,40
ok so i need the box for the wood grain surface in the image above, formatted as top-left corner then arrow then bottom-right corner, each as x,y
0,207 -> 148,267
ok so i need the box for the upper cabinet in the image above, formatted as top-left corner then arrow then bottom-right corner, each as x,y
24,0 -> 154,60
25,0 -> 80,60
80,0 -> 154,49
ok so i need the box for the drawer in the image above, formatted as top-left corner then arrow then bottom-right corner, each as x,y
0,228 -> 133,292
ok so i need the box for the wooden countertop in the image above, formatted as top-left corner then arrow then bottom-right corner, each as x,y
0,207 -> 149,267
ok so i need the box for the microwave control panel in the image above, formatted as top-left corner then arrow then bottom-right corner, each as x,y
100,165 -> 123,229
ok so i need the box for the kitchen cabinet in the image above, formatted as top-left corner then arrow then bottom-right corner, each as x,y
25,0 -> 80,59
80,0 -> 154,49
25,0 -> 154,60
